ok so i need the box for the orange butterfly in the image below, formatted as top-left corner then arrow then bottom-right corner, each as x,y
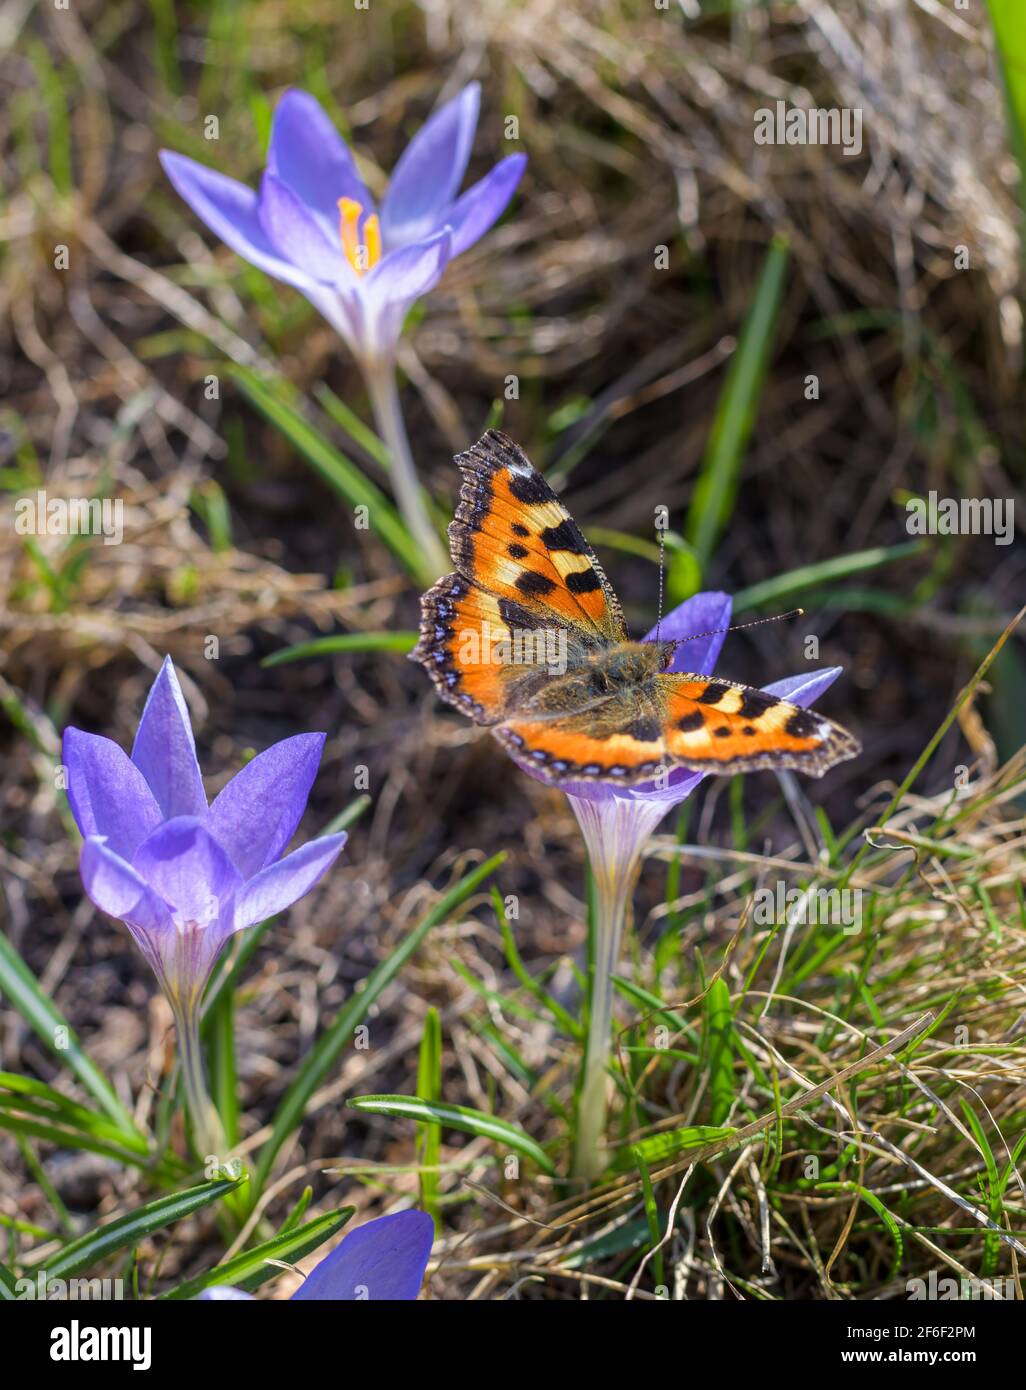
412,431 -> 860,786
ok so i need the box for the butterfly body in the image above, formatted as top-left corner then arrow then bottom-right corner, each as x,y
413,431 -> 861,787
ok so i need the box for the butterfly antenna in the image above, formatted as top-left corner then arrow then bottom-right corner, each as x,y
673,608 -> 805,648
654,526 -> 667,642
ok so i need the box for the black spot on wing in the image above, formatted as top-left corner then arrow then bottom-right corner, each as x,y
738,689 -> 778,719
507,543 -> 528,559
565,569 -> 602,594
540,520 -> 585,553
507,470 -> 556,505
697,681 -> 731,706
511,522 -> 530,537
677,711 -> 705,732
625,716 -> 661,742
713,726 -> 731,739
515,570 -> 556,598
785,709 -> 820,739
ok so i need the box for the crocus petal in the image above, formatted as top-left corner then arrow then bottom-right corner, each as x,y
567,790 -> 678,870
207,733 -> 327,880
446,153 -> 526,257
132,818 -> 241,926
643,590 -> 733,676
257,173 -> 350,284
557,766 -> 705,808
290,1210 -> 433,1301
762,666 -> 843,708
159,151 -> 322,295
197,1287 -> 254,1301
381,82 -> 480,247
303,282 -> 365,355
63,729 -> 163,861
361,229 -> 452,359
266,88 -> 374,241
624,767 -> 706,806
130,657 -> 207,821
233,833 -> 346,930
80,838 -> 174,936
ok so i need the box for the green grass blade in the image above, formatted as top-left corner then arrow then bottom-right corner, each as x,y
262,631 -> 417,669
703,978 -> 735,1126
348,1094 -> 555,1175
988,1 -> 1026,222
684,235 -> 790,574
279,1185 -> 314,1235
21,1176 -> 244,1290
495,888 -> 582,1039
817,1182 -> 904,1283
620,1124 -> 736,1170
252,852 -> 506,1199
190,479 -> 233,553
317,796 -> 373,837
416,1007 -> 443,1231
0,931 -> 141,1138
16,1132 -> 74,1237
208,989 -> 239,1151
732,541 -> 925,613
0,1106 -> 180,1180
634,1149 -> 665,1289
611,975 -> 694,1042
315,384 -> 390,468
0,1072 -> 148,1153
159,1207 -> 353,1299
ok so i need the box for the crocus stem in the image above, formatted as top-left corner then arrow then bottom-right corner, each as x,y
364,362 -> 449,581
568,794 -> 669,1182
573,860 -> 637,1183
173,1000 -> 225,1162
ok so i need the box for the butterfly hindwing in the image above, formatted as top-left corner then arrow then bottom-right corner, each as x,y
494,674 -> 860,784
448,430 -> 627,641
495,690 -> 666,783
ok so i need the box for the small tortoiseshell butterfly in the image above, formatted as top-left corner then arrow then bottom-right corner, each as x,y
413,431 -> 860,785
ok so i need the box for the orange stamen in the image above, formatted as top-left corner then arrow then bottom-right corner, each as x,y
363,213 -> 381,270
337,197 -> 381,276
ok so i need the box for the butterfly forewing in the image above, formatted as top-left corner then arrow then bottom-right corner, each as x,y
448,431 -> 627,642
414,573 -> 568,725
659,672 -> 859,777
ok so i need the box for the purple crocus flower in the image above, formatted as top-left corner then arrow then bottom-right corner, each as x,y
160,83 -> 524,580
199,1209 -> 434,1301
160,83 -> 524,371
514,589 -> 845,1180
62,656 -> 346,1153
